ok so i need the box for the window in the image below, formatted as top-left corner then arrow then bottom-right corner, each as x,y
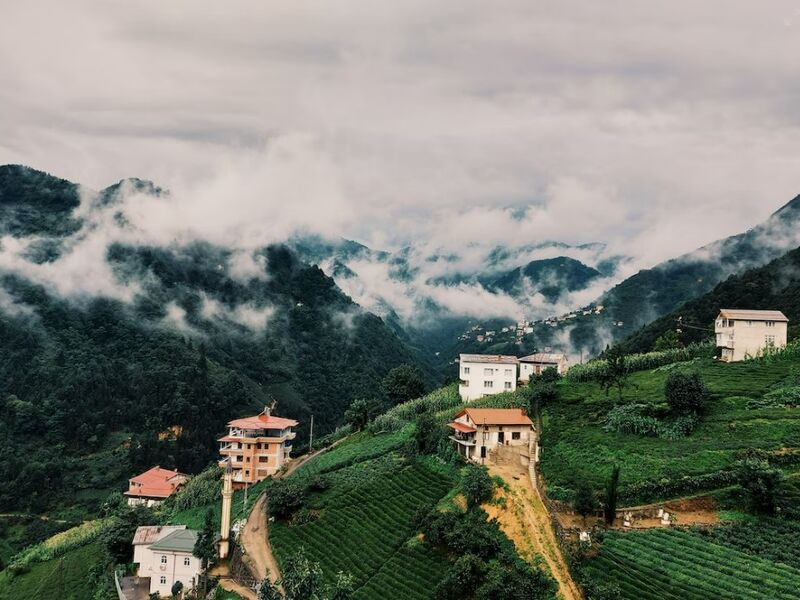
259,456 -> 269,463
504,381 -> 512,390
161,555 -> 167,564
512,432 -> 521,440
505,368 -> 513,376
766,321 -> 775,327
483,368 -> 494,376
766,335 -> 776,345
483,380 -> 493,388
463,366 -> 470,374
184,557 -> 191,566
235,455 -> 242,462
160,576 -> 167,585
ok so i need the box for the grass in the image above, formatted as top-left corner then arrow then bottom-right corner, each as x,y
540,356 -> 800,501
586,528 -> 800,600
271,452 -> 456,599
0,543 -> 104,600
169,477 -> 268,530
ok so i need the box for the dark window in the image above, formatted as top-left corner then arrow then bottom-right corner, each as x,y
512,432 -> 521,440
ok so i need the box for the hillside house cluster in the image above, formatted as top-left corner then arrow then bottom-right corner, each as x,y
458,352 -> 569,401
125,467 -> 189,507
132,525 -> 201,596
448,408 -> 534,462
715,309 -> 788,362
218,407 -> 298,486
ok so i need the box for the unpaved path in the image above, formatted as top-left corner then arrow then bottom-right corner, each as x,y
238,439 -> 345,584
483,448 -> 582,600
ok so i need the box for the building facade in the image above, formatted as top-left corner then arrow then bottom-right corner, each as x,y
124,467 -> 189,507
218,407 -> 298,485
715,309 -> 789,362
519,353 -> 570,381
132,526 -> 201,596
458,354 -> 518,401
448,408 -> 534,463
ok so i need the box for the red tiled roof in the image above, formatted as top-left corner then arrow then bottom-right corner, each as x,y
227,414 -> 298,430
125,467 -> 188,499
455,408 -> 534,427
448,422 -> 477,433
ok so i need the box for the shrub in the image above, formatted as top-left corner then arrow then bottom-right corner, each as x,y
267,480 -> 307,519
603,465 -> 620,525
461,465 -> 494,509
736,458 -> 785,515
665,371 -> 710,414
573,480 -> 599,522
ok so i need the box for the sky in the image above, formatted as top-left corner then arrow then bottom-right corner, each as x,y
1,1 -> 799,272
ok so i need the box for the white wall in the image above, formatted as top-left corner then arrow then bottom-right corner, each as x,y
716,320 -> 788,362
458,360 -> 517,401
142,550 -> 201,596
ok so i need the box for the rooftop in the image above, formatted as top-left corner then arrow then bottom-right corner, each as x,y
448,421 -> 477,433
455,408 -> 534,427
519,353 -> 567,364
459,354 -> 519,365
132,525 -> 186,546
125,466 -> 188,499
227,410 -> 299,430
148,528 -> 199,553
718,309 -> 789,322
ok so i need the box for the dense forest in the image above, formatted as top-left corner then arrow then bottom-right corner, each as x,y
0,166 -> 433,518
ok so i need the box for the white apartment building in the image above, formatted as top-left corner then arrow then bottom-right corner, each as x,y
132,526 -> 201,596
458,354 -> 518,401
715,309 -> 789,362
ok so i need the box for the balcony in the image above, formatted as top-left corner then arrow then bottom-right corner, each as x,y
716,334 -> 734,349
449,434 -> 476,447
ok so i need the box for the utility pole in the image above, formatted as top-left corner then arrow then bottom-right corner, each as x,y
309,414 -> 314,453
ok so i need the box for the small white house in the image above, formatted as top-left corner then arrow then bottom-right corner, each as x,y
448,408 -> 534,462
519,353 -> 569,381
715,309 -> 789,362
132,526 -> 201,596
458,354 -> 518,401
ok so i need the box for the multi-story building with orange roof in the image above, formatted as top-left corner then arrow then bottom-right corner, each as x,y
125,466 -> 189,507
447,407 -> 534,463
218,407 -> 298,485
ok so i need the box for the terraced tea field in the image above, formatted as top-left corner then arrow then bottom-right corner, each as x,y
586,529 -> 800,600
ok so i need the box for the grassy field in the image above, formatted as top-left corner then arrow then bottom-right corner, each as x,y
0,543 -> 104,600
541,355 -> 800,502
585,528 -> 800,600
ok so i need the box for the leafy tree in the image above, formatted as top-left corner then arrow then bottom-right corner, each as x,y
328,571 -> 355,600
382,364 -> 426,405
461,465 -> 494,509
193,509 -> 218,598
414,410 -> 441,455
344,398 -> 372,431
603,465 -> 620,525
258,572 -> 283,600
573,480 -> 598,525
171,580 -> 184,598
599,346 -> 629,402
281,548 -> 325,600
528,368 -> 560,417
665,371 -> 710,414
653,330 -> 682,351
268,480 -> 307,519
736,458 -> 785,515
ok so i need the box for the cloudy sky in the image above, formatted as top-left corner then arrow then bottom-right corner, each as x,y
1,1 -> 799,269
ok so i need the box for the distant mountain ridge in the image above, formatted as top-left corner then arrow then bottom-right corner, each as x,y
489,256 -> 601,303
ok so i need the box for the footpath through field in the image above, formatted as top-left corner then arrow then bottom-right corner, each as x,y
483,445 -> 582,600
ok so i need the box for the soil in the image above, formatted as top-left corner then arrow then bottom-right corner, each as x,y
482,446 -> 582,600
556,495 -> 720,530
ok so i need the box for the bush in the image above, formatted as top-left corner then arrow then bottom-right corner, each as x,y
604,405 -> 699,439
665,371 -> 710,414
267,480 -> 306,519
461,465 -> 494,509
567,342 -> 714,382
736,458 -> 785,515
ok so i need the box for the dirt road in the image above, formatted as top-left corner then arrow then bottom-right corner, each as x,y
483,447 -> 582,600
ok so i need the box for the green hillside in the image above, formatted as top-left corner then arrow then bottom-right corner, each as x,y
618,244 -> 800,353
489,256 -> 601,303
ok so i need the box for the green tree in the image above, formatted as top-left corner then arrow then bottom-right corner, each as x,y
573,480 -> 598,525
258,572 -> 283,600
461,465 -> 494,509
382,364 -> 426,405
267,480 -> 307,519
664,371 -> 710,414
736,458 -> 785,515
344,398 -> 372,431
653,330 -> 681,351
328,571 -> 355,600
414,410 -> 441,455
528,368 -> 560,418
281,548 -> 325,600
599,346 -> 629,402
603,465 -> 620,525
193,509 -> 218,598
171,580 -> 184,598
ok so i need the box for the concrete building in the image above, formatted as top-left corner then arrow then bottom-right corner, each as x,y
715,309 -> 789,362
458,354 -> 518,401
218,407 -> 298,485
132,525 -> 201,596
124,467 -> 189,507
519,353 -> 570,381
448,408 -> 534,462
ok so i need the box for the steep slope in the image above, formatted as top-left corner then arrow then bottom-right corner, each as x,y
489,256 -> 601,303
601,193 -> 800,333
618,244 -> 800,353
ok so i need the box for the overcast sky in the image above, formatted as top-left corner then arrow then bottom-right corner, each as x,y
1,1 -> 799,268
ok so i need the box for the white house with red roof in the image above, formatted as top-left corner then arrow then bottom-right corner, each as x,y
448,408 -> 534,463
219,406 -> 298,486
125,466 -> 189,507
